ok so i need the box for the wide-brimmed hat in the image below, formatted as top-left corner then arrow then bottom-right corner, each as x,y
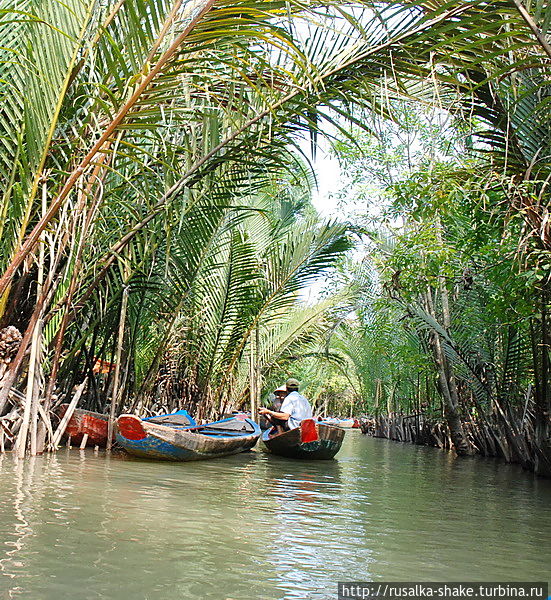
286,378 -> 300,389
274,384 -> 287,393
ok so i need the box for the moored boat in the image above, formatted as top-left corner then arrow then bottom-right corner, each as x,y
56,404 -> 111,447
116,413 -> 261,461
318,417 -> 358,429
262,418 -> 345,460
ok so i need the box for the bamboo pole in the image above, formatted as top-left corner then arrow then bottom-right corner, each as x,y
249,324 -> 260,420
44,147 -> 114,410
29,321 -> 43,456
249,355 -> 256,420
31,186 -> 48,455
15,319 -> 42,459
50,381 -> 86,449
36,403 -> 55,453
107,286 -> 129,451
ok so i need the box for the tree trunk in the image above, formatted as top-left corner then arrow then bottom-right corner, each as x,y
424,288 -> 472,455
107,286 -> 129,451
533,285 -> 551,476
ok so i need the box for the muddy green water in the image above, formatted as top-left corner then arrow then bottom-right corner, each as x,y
0,432 -> 550,599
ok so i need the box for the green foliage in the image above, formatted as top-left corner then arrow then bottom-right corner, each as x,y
1,0 -> 550,428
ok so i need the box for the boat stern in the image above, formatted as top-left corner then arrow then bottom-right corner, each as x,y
300,419 -> 319,443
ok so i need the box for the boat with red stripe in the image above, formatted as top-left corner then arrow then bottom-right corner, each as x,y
261,418 -> 345,460
116,411 -> 261,461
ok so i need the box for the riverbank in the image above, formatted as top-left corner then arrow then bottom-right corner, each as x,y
361,413 -> 551,478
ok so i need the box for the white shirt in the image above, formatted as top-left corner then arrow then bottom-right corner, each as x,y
280,391 -> 313,430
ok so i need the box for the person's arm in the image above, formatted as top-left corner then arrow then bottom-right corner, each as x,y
260,395 -> 296,420
258,407 -> 290,420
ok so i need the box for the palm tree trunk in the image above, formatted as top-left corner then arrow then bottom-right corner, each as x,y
533,284 -> 551,475
424,288 -> 472,455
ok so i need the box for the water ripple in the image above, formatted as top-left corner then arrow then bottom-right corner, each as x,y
0,434 -> 550,599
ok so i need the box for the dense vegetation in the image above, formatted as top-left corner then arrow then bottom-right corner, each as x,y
323,102 -> 551,475
0,0 -> 549,474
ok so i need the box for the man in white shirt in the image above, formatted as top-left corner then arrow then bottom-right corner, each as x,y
259,378 -> 313,434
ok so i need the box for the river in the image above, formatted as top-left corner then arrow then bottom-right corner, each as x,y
1,432 -> 550,599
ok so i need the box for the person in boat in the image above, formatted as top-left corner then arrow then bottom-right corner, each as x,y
259,379 -> 313,435
257,386 -> 285,430
271,387 -> 285,412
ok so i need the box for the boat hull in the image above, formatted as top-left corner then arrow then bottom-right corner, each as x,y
57,405 -> 110,447
319,418 -> 358,429
262,419 -> 345,460
337,419 -> 357,429
116,415 -> 261,461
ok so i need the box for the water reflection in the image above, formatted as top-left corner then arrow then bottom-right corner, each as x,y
0,433 -> 550,599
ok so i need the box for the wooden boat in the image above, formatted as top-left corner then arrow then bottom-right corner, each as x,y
116,413 -> 261,461
319,417 -> 359,429
56,404 -> 111,448
262,418 -> 345,460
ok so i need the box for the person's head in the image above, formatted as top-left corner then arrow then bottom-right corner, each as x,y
274,384 -> 288,401
286,378 -> 300,393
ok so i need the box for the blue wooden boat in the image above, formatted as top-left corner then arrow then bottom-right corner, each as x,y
116,411 -> 261,461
